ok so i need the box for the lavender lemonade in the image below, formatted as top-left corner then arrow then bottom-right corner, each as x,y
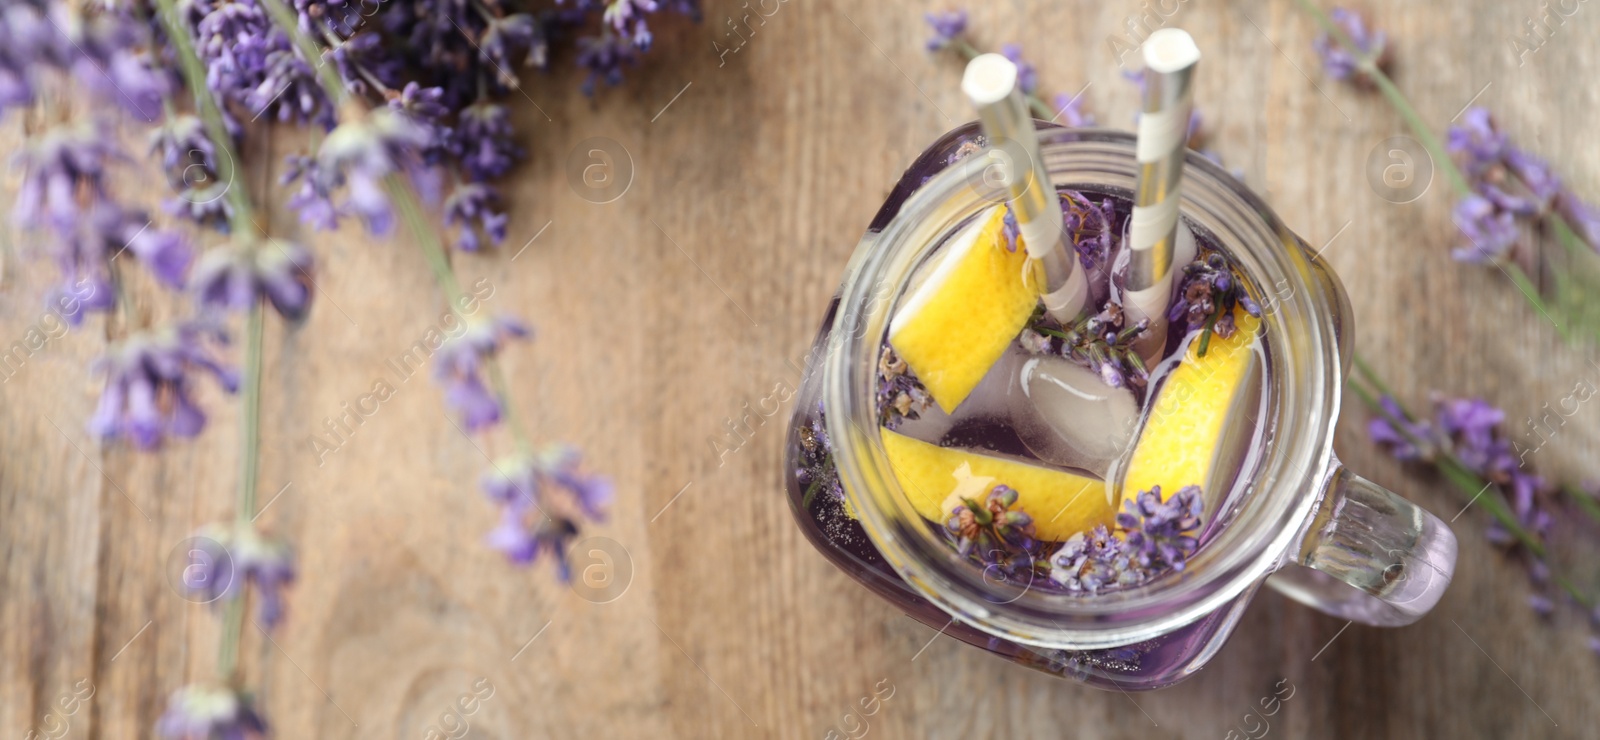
787,166 -> 1269,688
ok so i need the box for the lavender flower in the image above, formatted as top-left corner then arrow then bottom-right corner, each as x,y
193,0 -> 328,126
1368,394 -> 1549,536
453,100 -> 523,183
479,446 -> 613,520
924,10 -> 968,51
444,183 -> 509,252
876,345 -> 931,429
603,0 -> 659,50
1447,108 -> 1510,179
1313,8 -> 1389,84
486,511 -> 580,578
1366,396 -> 1441,461
574,31 -> 638,96
1167,252 -> 1262,346
305,108 -> 430,235
796,405 -> 843,504
181,524 -> 296,629
945,485 -> 1041,576
14,124 -> 194,302
1000,44 -> 1037,95
1445,107 -> 1600,258
189,239 -> 316,320
432,315 -> 531,431
281,154 -> 340,231
0,2 -> 168,120
1049,486 -> 1204,592
88,322 -> 238,449
481,443 -> 605,577
1118,485 -> 1203,572
1048,525 -> 1140,593
157,685 -> 267,740
1451,194 -> 1519,263
150,114 -> 233,231
1025,301 -> 1150,389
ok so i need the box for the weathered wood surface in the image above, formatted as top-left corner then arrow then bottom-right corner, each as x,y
4,1 -> 1600,737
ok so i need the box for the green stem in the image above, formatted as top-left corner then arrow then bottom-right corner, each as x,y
1563,482 -> 1600,528
389,176 -> 464,302
213,301 -> 265,683
152,0 -> 256,236
239,303 -> 265,523
1501,262 -> 1570,341
216,596 -> 244,680
156,0 -> 272,687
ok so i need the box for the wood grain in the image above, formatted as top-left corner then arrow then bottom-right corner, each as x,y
5,1 -> 1600,738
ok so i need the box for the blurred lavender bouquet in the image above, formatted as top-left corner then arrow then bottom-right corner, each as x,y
2,0 -> 696,735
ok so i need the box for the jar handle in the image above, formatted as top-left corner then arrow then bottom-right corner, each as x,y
1266,465 -> 1457,626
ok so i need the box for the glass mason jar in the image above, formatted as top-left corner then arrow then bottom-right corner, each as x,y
782,124 -> 1458,691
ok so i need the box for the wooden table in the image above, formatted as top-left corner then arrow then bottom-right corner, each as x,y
5,1 -> 1599,737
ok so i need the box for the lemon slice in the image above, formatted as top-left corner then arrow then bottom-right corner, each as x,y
1120,307 -> 1262,506
889,205 -> 1037,413
881,428 -> 1115,542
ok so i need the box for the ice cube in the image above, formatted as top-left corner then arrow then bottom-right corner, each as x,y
1014,352 -> 1141,476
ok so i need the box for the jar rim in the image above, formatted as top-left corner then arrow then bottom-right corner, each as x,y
822,125 -> 1343,649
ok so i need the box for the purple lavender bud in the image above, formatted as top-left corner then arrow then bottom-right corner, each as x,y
316,109 -> 430,235
575,33 -> 638,96
88,323 -> 237,450
180,524 -> 295,629
480,456 -> 540,509
923,10 -> 968,51
190,239 -> 315,321
1451,194 -> 1518,264
156,685 -> 267,740
1000,44 -> 1037,95
1050,92 -> 1094,128
486,510 -> 538,564
454,100 -> 523,182
544,445 -> 614,521
1313,8 -> 1387,83
1557,190 -> 1600,251
432,315 -> 532,432
1447,108 -> 1508,178
444,183 -> 509,252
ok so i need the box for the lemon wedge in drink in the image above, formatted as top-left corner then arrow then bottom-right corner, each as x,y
889,205 -> 1037,413
1120,307 -> 1262,506
881,428 -> 1114,541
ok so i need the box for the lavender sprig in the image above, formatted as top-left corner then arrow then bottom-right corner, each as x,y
258,0 -> 608,576
1021,301 -> 1151,390
1349,354 -> 1600,652
876,344 -> 931,430
922,9 -> 1092,124
945,485 -> 1045,580
1049,485 -> 1204,592
1167,251 -> 1262,356
1301,3 -> 1600,344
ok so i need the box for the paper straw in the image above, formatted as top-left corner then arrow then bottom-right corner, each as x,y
962,54 -> 1088,323
1124,28 -> 1201,359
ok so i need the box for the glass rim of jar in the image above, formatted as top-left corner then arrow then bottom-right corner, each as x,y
822,125 -> 1343,650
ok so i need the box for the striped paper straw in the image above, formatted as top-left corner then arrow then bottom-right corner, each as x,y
1125,28 -> 1201,359
962,53 -> 1088,323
